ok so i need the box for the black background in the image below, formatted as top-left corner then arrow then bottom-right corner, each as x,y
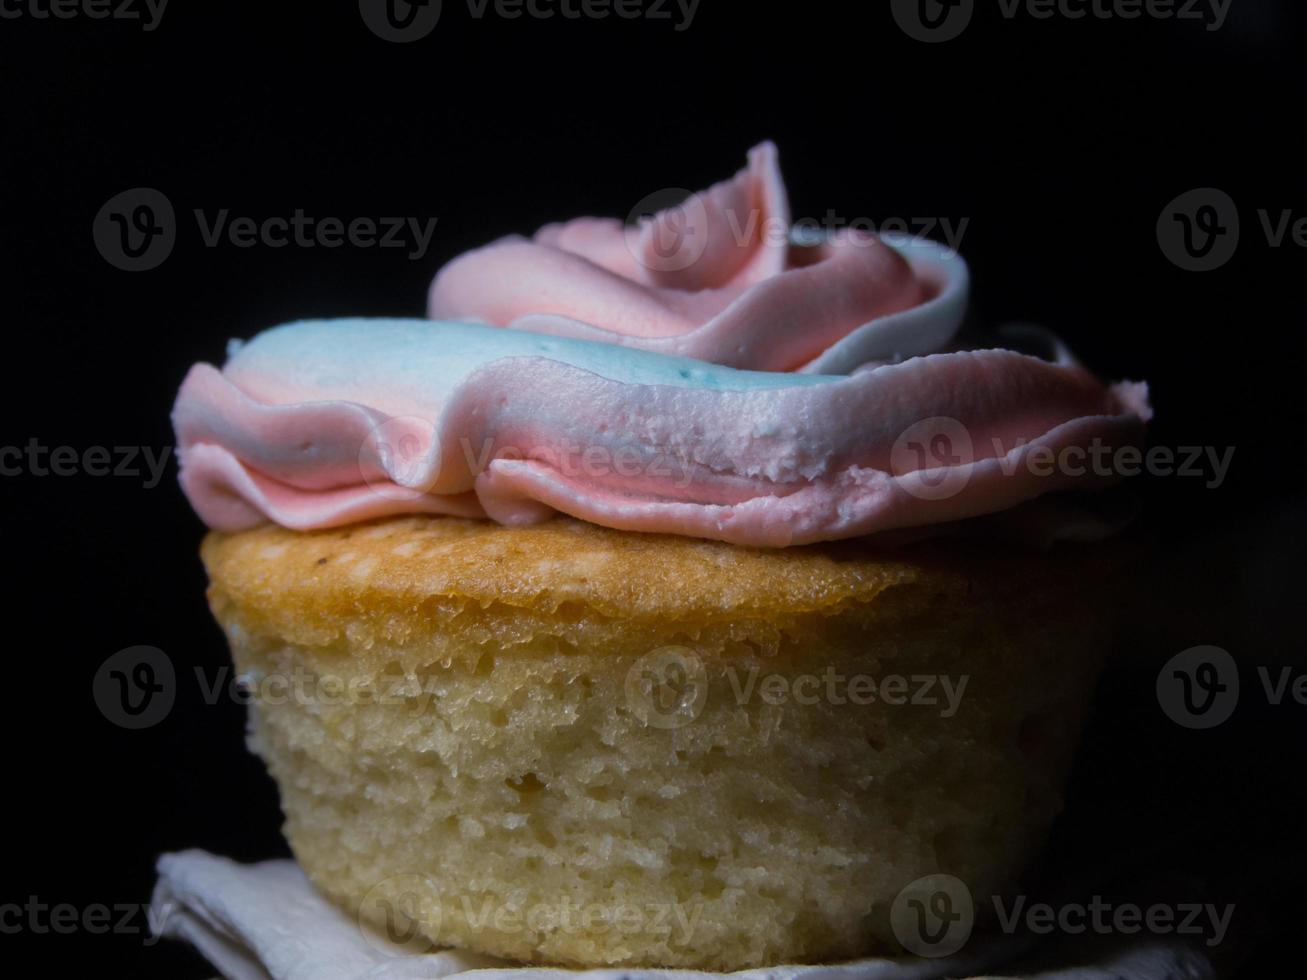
2,1 -> 1304,976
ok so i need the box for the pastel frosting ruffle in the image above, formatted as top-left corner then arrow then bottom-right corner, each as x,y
173,319 -> 1150,547
427,143 -> 969,375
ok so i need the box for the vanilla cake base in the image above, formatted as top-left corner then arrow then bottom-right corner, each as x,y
201,516 -> 1115,970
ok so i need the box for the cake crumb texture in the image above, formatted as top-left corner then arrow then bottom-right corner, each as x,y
204,516 -> 1113,969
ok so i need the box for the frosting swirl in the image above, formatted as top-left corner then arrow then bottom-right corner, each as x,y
427,143 -> 968,375
174,319 -> 1149,547
172,144 -> 1151,547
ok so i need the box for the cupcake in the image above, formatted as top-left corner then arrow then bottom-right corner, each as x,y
173,146 -> 1150,969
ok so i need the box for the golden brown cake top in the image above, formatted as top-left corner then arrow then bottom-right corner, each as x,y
201,515 -> 937,625
202,515 -> 1123,654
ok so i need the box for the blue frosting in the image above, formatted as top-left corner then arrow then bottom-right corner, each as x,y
229,319 -> 841,392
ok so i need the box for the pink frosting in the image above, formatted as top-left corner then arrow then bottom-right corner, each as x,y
172,143 -> 1152,547
173,319 -> 1151,548
428,143 -> 969,375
